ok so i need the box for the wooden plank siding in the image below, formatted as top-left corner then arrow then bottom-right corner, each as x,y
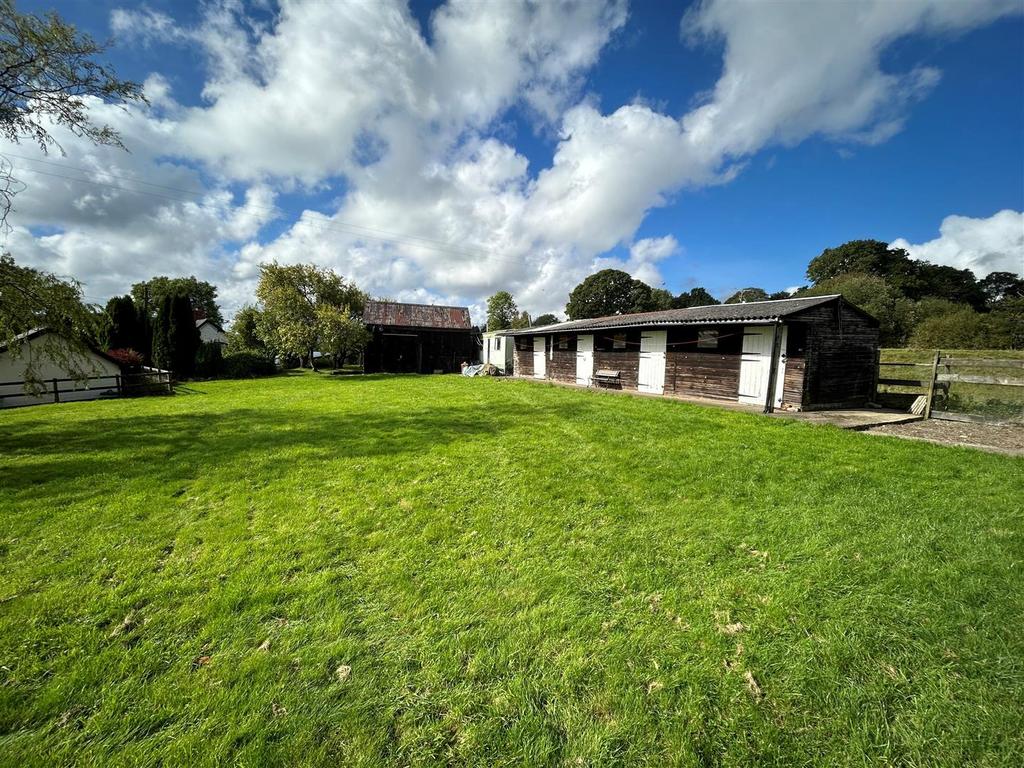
512,337 -> 534,378
513,322 -> 810,407
796,303 -> 879,408
664,325 -> 742,401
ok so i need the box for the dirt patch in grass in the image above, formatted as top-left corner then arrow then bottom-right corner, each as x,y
867,419 -> 1024,456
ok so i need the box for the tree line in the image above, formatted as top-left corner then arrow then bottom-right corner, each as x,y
486,240 -> 1023,349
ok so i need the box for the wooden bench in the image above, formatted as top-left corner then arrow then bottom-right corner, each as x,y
593,369 -> 621,388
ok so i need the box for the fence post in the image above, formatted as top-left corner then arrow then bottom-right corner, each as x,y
871,347 -> 881,405
116,374 -> 122,397
52,378 -> 59,403
924,349 -> 940,419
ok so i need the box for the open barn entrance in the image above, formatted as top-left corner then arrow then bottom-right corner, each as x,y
379,333 -> 419,373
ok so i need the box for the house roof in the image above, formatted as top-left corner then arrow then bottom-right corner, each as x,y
506,294 -> 871,335
0,326 -> 129,368
195,318 -> 224,332
363,300 -> 472,330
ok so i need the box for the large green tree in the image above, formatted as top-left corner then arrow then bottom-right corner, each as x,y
132,276 -> 223,327
101,295 -> 143,351
674,287 -> 720,308
254,263 -> 367,370
533,313 -> 560,327
806,239 -> 987,309
226,305 -> 267,354
0,0 -> 145,222
979,271 -> 1024,307
724,287 -> 770,304
152,293 -> 200,376
565,269 -> 656,320
317,305 -> 371,367
485,291 -> 519,331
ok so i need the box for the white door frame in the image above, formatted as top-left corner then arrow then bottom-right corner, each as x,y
637,330 -> 667,394
576,334 -> 594,386
772,326 -> 788,409
738,325 -> 788,406
533,336 -> 546,379
738,326 -> 772,405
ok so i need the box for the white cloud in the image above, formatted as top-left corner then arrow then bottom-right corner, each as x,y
5,0 -> 1022,324
1,96 -> 278,308
680,0 -> 1019,159
890,210 -> 1024,277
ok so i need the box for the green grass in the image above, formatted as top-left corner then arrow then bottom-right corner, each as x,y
1,374 -> 1022,766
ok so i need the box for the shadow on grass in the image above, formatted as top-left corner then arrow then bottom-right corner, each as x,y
0,396 -> 596,505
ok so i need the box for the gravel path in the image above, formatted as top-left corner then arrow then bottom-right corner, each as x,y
867,419 -> 1024,456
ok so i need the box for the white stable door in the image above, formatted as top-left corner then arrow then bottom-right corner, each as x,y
533,336 -> 546,379
575,335 -> 594,385
738,326 -> 787,406
637,330 -> 667,394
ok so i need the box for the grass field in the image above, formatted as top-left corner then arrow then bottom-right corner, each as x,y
1,374 -> 1022,766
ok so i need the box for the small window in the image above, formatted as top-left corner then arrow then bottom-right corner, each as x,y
612,333 -> 626,350
495,337 -> 501,351
556,335 -> 569,350
697,330 -> 718,349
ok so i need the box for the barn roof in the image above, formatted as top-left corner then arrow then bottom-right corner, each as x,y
363,300 -> 472,330
506,294 -> 870,335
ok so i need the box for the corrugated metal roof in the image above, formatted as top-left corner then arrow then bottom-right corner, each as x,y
506,295 -> 850,335
363,300 -> 472,330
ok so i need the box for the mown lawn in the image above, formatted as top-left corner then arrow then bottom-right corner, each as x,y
1,374 -> 1022,766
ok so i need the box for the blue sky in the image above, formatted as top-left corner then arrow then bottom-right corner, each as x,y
7,0 -> 1024,319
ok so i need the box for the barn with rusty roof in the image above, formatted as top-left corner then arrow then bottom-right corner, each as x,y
362,300 -> 477,374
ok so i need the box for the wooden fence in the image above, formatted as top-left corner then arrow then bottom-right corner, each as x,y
877,352 -> 1024,424
0,370 -> 173,409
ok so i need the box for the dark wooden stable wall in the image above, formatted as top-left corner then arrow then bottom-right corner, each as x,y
796,303 -> 879,407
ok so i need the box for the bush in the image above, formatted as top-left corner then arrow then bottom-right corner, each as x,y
221,351 -> 277,378
105,348 -> 143,370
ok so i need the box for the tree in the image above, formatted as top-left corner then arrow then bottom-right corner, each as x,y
980,271 -> 1024,307
485,291 -> 518,331
0,0 -> 145,222
565,269 -> 656,320
254,262 -> 367,370
0,252 -> 99,390
510,310 -> 531,329
988,297 -> 1024,349
317,305 -> 371,368
101,295 -> 142,351
908,308 -> 1006,349
132,276 -> 223,327
806,239 -> 987,309
226,304 -> 267,354
152,292 -> 199,376
674,287 -> 719,308
533,313 -> 560,327
724,287 -> 770,304
768,290 -> 793,300
649,288 -> 675,311
806,240 -> 912,285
